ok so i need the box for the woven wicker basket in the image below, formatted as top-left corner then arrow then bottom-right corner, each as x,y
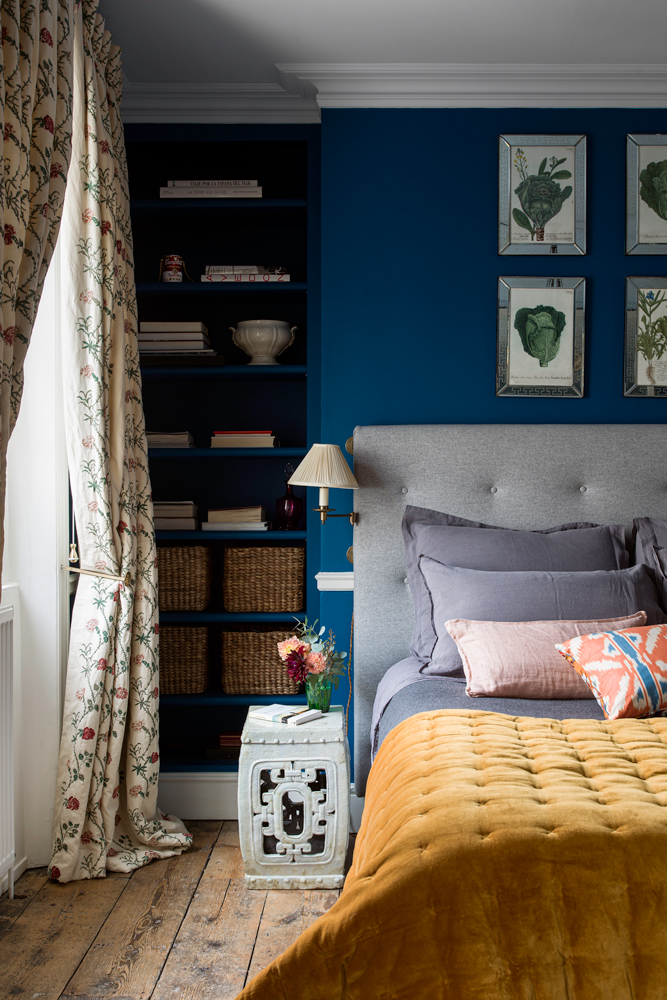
157,545 -> 211,611
159,626 -> 209,695
222,630 -> 302,695
223,546 -> 305,613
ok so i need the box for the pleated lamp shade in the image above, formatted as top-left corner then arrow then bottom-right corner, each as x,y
288,444 -> 359,489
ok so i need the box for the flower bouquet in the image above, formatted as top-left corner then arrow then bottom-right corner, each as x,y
277,617 -> 347,713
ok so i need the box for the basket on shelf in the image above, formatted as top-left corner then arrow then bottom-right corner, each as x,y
157,545 -> 211,611
222,630 -> 302,695
223,546 -> 305,613
159,626 -> 209,695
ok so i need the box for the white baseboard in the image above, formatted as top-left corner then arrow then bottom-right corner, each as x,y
158,772 -> 239,821
0,855 -> 28,897
158,773 -> 365,831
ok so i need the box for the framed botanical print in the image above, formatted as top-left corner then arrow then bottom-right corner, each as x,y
497,276 -> 585,397
498,135 -> 586,256
624,277 -> 667,396
626,135 -> 667,254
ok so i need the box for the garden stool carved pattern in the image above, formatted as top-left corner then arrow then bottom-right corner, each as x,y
238,706 -> 350,888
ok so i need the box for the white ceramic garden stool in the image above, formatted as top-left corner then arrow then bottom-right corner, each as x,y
238,705 -> 350,889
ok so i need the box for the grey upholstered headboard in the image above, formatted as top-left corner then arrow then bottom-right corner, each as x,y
352,423 -> 667,796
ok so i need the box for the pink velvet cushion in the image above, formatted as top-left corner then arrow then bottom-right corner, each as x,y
445,612 -> 647,699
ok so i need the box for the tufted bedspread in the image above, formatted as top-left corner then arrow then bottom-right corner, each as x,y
235,710 -> 667,1000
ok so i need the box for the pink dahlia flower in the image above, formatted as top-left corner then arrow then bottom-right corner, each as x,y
277,636 -> 310,661
305,651 -> 327,675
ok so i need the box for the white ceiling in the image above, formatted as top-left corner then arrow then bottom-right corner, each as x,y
100,0 -> 667,83
99,0 -> 667,118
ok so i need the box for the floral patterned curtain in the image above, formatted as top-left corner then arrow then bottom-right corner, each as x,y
49,0 -> 190,882
0,0 -> 74,589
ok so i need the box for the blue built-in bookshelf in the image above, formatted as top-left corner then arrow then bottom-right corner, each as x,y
126,124 -> 321,775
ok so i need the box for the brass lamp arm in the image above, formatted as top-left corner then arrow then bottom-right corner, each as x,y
313,505 -> 358,526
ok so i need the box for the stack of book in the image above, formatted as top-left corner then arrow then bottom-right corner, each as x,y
160,180 -> 262,199
201,265 -> 290,283
139,322 -> 216,356
146,431 -> 193,449
248,705 -> 323,725
202,506 -> 269,532
153,501 -> 198,531
206,733 -> 243,762
210,431 -> 277,448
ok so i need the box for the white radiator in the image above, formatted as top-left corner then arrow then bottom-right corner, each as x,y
0,605 -> 14,898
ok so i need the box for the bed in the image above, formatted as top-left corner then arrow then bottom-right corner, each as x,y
235,424 -> 667,1000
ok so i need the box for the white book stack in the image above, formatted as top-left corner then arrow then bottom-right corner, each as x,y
153,500 -> 198,531
202,505 -> 270,531
210,432 -> 277,448
247,705 -> 322,724
201,273 -> 290,283
139,322 -> 216,356
201,265 -> 290,283
146,431 -> 194,448
160,180 -> 262,199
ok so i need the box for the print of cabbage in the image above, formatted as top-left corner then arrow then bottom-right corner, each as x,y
513,157 -> 572,241
514,304 -> 566,367
639,160 -> 667,221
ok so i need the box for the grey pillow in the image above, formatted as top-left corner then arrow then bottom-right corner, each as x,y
402,506 -> 631,665
634,517 -> 667,611
418,558 -> 664,678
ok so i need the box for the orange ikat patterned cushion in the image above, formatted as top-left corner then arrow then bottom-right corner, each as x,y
556,624 -> 667,720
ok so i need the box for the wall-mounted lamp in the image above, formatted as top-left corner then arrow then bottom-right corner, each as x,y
288,443 -> 359,525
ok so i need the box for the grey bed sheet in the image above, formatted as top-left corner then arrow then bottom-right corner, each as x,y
373,656 -> 606,758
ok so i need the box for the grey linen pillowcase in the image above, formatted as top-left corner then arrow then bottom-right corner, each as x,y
402,506 -> 631,666
634,517 -> 667,612
417,557 -> 664,678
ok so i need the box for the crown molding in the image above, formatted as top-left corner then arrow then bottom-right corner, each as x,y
276,63 -> 667,108
120,81 -> 321,124
119,65 -> 667,121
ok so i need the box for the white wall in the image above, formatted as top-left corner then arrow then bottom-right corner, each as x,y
0,584 -> 22,893
2,248 -> 69,871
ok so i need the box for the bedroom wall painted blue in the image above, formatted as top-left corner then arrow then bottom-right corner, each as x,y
318,108 -> 667,768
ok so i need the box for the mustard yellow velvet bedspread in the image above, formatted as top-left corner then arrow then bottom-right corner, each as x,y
236,710 -> 667,1000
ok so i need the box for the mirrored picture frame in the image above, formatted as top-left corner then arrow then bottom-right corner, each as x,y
626,135 -> 667,255
498,135 -> 586,256
497,276 -> 585,397
624,277 -> 667,396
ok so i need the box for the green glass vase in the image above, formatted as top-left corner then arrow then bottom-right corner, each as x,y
305,673 -> 333,713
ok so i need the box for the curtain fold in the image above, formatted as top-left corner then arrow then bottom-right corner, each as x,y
0,0 -> 74,587
50,0 -> 190,882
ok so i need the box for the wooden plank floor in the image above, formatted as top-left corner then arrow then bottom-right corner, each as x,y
0,821 -> 353,1000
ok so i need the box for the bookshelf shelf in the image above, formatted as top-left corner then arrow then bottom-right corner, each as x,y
131,198 -> 307,211
160,611 -> 307,624
141,365 -> 307,379
156,530 -> 307,540
127,126 -> 321,786
161,692 -> 306,707
136,281 -> 307,295
148,447 -> 307,458
161,758 -> 240,774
